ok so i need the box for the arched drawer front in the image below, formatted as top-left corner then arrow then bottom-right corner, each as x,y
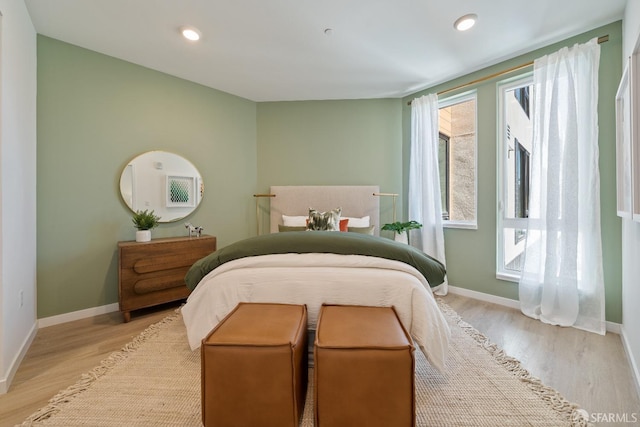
118,235 -> 216,322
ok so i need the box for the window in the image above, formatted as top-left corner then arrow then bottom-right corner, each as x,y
497,75 -> 533,279
514,87 -> 530,118
438,92 -> 477,228
438,132 -> 450,220
514,139 -> 530,221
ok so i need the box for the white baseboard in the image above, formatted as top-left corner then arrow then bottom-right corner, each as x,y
0,321 -> 37,394
447,285 -> 520,310
446,285 -> 621,334
38,303 -> 120,328
606,320 -> 622,334
1,304 -> 119,393
620,324 -> 640,399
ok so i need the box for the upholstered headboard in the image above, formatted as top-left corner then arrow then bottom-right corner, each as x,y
269,185 -> 380,235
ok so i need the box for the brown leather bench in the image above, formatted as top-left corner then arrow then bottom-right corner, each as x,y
201,302 -> 308,427
314,304 -> 415,427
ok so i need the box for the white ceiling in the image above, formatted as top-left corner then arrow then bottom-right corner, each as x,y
24,0 -> 627,102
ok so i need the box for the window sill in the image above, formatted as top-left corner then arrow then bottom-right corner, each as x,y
496,272 -> 520,283
443,221 -> 477,230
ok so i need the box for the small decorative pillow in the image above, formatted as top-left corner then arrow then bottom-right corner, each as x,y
305,217 -> 348,230
307,207 -> 342,231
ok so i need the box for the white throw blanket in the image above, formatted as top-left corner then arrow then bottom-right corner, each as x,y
181,253 -> 450,372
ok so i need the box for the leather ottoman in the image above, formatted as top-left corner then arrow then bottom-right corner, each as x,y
201,302 -> 308,427
314,304 -> 415,427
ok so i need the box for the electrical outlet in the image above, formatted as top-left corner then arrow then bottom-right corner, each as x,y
19,290 -> 23,308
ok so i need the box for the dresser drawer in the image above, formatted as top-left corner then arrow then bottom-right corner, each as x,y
118,235 -> 216,322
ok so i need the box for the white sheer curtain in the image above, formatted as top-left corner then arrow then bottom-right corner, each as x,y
519,38 -> 605,334
408,93 -> 448,295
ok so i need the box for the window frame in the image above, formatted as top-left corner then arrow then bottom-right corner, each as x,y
497,74 -> 533,281
438,132 -> 451,220
514,138 -> 530,221
513,139 -> 530,245
438,90 -> 478,230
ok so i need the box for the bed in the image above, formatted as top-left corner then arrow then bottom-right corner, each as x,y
181,186 -> 451,372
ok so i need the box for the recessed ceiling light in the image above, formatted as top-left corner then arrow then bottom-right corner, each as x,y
181,26 -> 201,41
454,14 -> 477,31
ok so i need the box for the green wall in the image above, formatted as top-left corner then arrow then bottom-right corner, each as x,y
256,99 -> 403,232
37,21 -> 624,324
37,36 -> 257,318
402,21 -> 623,322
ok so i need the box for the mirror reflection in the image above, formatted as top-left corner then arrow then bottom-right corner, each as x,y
120,151 -> 204,223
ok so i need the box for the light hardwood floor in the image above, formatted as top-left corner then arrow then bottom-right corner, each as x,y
1,295 -> 639,426
0,302 -> 183,427
443,294 -> 640,426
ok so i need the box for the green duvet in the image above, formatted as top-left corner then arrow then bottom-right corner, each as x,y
185,231 -> 446,291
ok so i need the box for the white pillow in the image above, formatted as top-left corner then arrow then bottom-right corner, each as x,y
344,216 -> 370,227
284,214 -> 370,227
282,215 -> 308,227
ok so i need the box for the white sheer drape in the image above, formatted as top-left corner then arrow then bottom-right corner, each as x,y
408,93 -> 448,295
519,38 -> 605,334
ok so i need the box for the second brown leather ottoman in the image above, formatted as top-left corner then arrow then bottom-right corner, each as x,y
201,302 -> 308,427
314,304 -> 415,427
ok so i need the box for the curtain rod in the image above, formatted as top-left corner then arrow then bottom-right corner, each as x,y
407,34 -> 609,105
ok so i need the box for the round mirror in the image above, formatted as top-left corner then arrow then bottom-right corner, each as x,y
119,151 -> 204,223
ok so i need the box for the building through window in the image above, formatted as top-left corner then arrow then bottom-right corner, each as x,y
438,92 -> 477,228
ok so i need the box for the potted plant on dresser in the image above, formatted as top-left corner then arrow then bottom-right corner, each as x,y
381,220 -> 422,244
132,209 -> 161,242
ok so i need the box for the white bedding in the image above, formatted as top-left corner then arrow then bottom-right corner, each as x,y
181,253 -> 450,372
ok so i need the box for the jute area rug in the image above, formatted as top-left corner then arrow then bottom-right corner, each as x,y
20,300 -> 589,426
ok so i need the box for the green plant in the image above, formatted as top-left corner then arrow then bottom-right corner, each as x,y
381,220 -> 422,234
131,209 -> 161,230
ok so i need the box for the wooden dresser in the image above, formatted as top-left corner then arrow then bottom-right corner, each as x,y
118,235 -> 216,322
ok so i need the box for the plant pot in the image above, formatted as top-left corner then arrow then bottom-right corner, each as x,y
136,230 -> 151,243
394,231 -> 408,244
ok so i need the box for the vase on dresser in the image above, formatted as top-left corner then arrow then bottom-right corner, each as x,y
136,230 -> 151,242
131,209 -> 160,243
